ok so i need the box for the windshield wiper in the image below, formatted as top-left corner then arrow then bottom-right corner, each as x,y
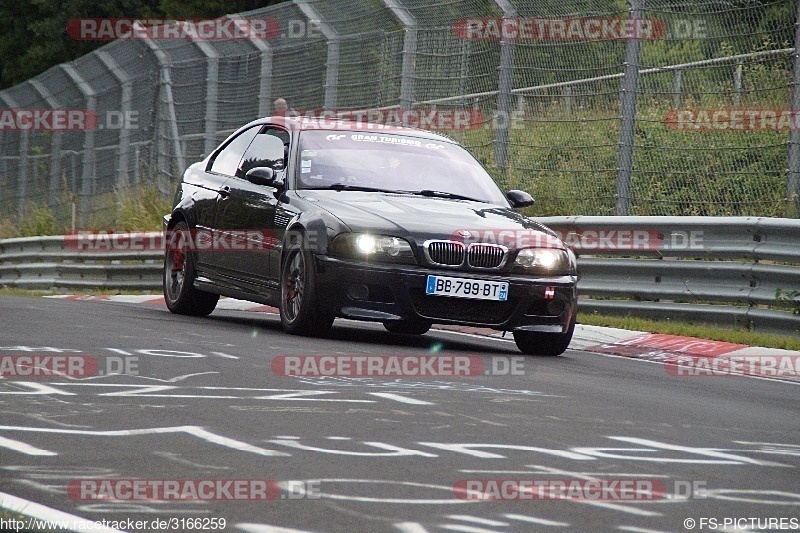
305,184 -> 400,194
304,184 -> 481,202
409,189 -> 481,202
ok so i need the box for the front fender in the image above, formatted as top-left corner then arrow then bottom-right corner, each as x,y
282,207 -> 350,257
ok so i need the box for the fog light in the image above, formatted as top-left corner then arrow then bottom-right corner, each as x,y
347,284 -> 369,300
546,300 -> 565,316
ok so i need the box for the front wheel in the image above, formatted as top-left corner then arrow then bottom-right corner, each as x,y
163,221 -> 219,316
513,318 -> 575,356
280,236 -> 334,336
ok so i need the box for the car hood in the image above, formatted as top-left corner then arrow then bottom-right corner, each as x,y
296,190 -> 562,249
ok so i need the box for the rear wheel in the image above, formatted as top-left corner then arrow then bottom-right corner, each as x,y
163,221 -> 219,316
383,319 -> 432,335
280,235 -> 334,336
513,317 -> 575,356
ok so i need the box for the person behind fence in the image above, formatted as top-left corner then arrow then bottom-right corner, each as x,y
272,98 -> 295,117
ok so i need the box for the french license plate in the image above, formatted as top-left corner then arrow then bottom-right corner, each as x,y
425,275 -> 508,301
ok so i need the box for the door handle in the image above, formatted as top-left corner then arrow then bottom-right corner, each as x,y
219,186 -> 231,198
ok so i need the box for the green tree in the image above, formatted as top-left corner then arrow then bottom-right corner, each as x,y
0,0 -> 287,90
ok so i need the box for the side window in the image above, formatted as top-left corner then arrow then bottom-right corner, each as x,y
237,128 -> 290,180
209,126 -> 260,176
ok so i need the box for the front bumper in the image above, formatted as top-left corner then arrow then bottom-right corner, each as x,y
314,256 -> 577,333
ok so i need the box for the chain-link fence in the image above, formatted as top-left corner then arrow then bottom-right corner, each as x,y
0,0 -> 796,234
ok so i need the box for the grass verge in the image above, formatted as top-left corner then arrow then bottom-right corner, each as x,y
0,287 -> 159,297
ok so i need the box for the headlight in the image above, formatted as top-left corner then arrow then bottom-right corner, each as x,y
330,233 -> 416,264
513,248 -> 570,275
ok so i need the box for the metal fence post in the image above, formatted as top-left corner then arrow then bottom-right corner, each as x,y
247,36 -> 273,117
788,0 -> 800,217
295,1 -> 338,110
493,0 -> 517,173
733,64 -> 743,106
61,64 -> 96,228
138,24 -> 185,191
672,69 -> 682,109
615,0 -> 643,216
0,94 -> 29,222
565,86 -> 572,116
97,51 -> 133,187
188,33 -> 219,155
28,80 -> 63,211
382,0 -> 417,110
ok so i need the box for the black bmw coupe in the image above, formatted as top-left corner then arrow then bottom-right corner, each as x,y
163,117 -> 577,355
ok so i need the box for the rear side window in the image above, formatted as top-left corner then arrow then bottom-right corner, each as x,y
209,126 -> 260,176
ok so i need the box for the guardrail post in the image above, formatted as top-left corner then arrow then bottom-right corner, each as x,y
0,94 -> 30,222
493,0 -> 517,173
97,51 -> 133,187
615,0 -> 643,216
295,1 -> 339,110
382,0 -> 417,110
788,0 -> 800,217
60,64 -> 96,228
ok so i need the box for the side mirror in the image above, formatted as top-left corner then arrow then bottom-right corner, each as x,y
506,189 -> 534,208
245,166 -> 281,188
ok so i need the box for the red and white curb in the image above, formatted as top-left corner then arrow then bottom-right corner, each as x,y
47,294 -> 800,380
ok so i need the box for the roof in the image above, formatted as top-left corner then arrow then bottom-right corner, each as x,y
257,114 -> 461,143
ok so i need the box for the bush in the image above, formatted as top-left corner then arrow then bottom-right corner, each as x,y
18,205 -> 57,237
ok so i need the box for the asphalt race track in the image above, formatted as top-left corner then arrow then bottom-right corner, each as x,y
0,294 -> 798,532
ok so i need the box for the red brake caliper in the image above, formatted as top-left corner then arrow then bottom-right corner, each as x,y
171,249 -> 185,272
172,234 -> 186,272
285,275 -> 296,305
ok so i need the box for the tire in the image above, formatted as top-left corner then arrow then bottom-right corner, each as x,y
163,221 -> 219,316
513,317 -> 575,356
279,234 -> 334,336
383,319 -> 432,335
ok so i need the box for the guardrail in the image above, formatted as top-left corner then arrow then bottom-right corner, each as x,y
0,233 -> 163,291
1,218 -> 799,335
538,216 -> 800,335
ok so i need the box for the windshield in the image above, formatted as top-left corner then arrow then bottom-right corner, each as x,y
296,130 -> 509,205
